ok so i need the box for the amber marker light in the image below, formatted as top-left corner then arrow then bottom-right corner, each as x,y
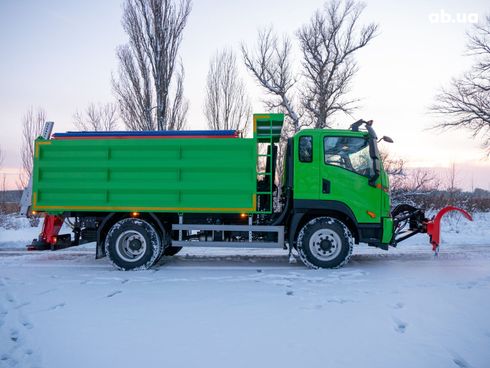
367,211 -> 376,219
240,213 -> 247,218
131,212 -> 140,217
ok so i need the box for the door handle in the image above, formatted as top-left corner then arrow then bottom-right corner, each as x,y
322,179 -> 331,194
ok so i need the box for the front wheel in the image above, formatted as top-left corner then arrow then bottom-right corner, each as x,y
297,217 -> 353,269
105,218 -> 162,270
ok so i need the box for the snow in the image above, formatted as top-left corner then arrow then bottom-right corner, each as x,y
1,213 -> 489,368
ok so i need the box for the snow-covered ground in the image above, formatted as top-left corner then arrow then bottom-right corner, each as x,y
1,213 -> 489,368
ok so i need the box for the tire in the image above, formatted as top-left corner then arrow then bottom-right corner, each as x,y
105,218 -> 162,270
163,246 -> 182,256
297,217 -> 353,269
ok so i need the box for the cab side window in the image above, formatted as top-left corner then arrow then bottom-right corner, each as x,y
299,136 -> 313,163
323,136 -> 374,177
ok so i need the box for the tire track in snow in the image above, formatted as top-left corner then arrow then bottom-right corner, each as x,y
106,290 -> 122,298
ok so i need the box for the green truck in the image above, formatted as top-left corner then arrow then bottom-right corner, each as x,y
24,114 -> 472,270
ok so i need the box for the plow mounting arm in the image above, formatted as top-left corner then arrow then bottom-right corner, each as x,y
392,205 -> 473,251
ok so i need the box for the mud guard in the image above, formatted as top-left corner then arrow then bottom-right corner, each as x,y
425,206 -> 473,251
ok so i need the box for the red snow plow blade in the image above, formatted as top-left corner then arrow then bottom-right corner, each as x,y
425,206 -> 473,251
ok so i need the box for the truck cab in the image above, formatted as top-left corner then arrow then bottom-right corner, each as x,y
284,121 -> 394,267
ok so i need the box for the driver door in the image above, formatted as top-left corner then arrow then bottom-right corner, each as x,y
318,134 -> 381,224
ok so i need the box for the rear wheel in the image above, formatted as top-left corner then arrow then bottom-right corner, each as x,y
105,218 -> 162,270
297,217 -> 353,269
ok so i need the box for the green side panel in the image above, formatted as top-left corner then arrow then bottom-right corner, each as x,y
382,217 -> 394,244
32,137 -> 257,214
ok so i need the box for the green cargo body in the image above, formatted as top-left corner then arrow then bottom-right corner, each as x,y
32,137 -> 258,214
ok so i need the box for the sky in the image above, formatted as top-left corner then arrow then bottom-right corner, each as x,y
0,0 -> 489,190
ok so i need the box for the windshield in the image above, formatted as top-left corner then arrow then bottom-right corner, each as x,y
324,136 -> 375,177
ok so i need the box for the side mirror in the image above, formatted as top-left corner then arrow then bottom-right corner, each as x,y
378,136 -> 394,143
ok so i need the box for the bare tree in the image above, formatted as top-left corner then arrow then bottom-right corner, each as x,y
0,177 -> 5,214
242,0 -> 377,131
380,149 -> 442,207
431,16 -> 490,153
242,28 -> 300,199
73,102 -> 119,131
390,167 -> 440,208
406,168 -> 440,193
243,1 -> 377,200
446,162 -> 459,195
20,107 -> 46,189
242,28 -> 300,133
166,64 -> 189,131
204,49 -> 251,132
113,0 -> 192,131
380,151 -> 406,193
297,0 -> 378,128
0,146 -> 4,213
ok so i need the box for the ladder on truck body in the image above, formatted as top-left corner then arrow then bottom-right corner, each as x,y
253,114 -> 283,215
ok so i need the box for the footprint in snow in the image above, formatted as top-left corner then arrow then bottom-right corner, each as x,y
22,320 -> 34,330
286,291 -> 294,296
393,302 -> 404,309
49,303 -> 66,311
453,357 -> 470,368
106,290 -> 122,298
458,281 -> 477,290
394,318 -> 407,334
121,279 -> 129,284
10,329 -> 19,343
0,354 -> 17,368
